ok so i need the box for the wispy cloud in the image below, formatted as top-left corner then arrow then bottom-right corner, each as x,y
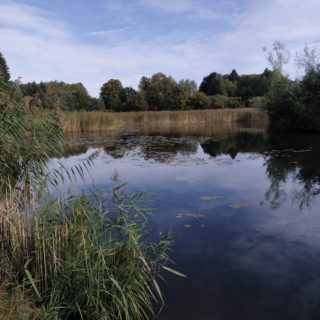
0,0 -> 319,96
140,0 -> 195,14
0,2 -> 71,38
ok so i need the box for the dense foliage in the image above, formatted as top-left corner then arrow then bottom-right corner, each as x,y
267,66 -> 320,131
19,81 -> 103,111
199,68 -> 277,100
0,58 -> 63,194
17,70 -> 280,112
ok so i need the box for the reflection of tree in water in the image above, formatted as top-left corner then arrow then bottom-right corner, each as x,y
200,131 -> 320,210
264,133 -> 320,210
200,132 -> 267,159
104,135 -> 198,163
65,129 -> 320,211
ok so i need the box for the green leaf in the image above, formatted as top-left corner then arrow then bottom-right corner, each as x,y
24,269 -> 41,299
162,266 -> 187,278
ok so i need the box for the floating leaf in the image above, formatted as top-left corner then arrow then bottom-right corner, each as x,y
185,212 -> 195,217
229,202 -> 251,209
200,195 -> 223,201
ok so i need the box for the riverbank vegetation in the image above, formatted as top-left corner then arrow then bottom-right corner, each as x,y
62,108 -> 268,132
14,42 -> 320,133
264,43 -> 320,131
0,52 -> 174,319
19,70 -> 273,112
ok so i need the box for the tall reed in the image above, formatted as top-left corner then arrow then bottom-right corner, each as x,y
0,188 -> 172,319
62,108 -> 269,133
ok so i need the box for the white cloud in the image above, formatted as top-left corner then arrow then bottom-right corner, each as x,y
140,0 -> 195,14
0,2 -> 71,38
0,0 -> 319,96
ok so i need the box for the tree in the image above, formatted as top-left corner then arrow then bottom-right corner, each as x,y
20,81 -> 94,110
138,73 -> 177,110
263,41 -> 290,74
0,52 -> 10,84
175,79 -> 198,109
228,69 -> 239,82
199,72 -> 226,96
122,87 -> 148,111
295,44 -> 320,75
100,79 -> 124,111
189,92 -> 211,109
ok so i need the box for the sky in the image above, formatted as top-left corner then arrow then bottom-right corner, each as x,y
0,0 -> 319,97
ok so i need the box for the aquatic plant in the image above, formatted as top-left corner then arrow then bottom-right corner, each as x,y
0,56 -> 63,195
0,188 -> 173,320
62,108 -> 268,133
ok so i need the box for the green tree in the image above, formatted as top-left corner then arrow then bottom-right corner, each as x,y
228,69 -> 239,82
176,79 -> 198,109
189,92 -> 211,109
199,72 -> 226,96
139,73 -> 177,110
100,79 -> 124,111
122,87 -> 148,111
0,52 -> 10,84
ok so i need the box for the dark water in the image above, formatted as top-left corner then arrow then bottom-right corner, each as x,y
51,125 -> 320,320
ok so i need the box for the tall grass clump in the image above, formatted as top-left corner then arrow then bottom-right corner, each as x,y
0,189 -> 172,320
62,108 -> 268,133
0,71 -> 63,194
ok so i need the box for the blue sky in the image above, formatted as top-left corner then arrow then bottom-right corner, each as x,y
0,0 -> 319,96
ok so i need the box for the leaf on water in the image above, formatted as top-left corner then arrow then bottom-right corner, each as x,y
200,195 -> 223,201
229,202 -> 251,209
185,212 -> 195,217
176,212 -> 205,219
184,224 -> 192,228
162,266 -> 187,278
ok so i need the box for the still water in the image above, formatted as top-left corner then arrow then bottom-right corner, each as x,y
51,125 -> 320,320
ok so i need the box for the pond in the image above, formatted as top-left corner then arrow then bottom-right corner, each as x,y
51,124 -> 320,320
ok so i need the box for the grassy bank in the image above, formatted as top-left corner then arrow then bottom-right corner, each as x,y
62,108 -> 268,132
0,190 -> 171,319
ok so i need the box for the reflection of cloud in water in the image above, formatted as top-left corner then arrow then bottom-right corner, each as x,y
51,128 -> 320,319
217,206 -> 320,318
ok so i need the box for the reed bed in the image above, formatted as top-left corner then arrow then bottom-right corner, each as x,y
0,189 -> 172,320
62,108 -> 268,133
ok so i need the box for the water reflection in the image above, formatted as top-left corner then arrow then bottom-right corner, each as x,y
64,127 -> 320,212
57,124 -> 320,319
264,134 -> 320,210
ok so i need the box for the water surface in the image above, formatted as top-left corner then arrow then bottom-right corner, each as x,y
51,124 -> 320,320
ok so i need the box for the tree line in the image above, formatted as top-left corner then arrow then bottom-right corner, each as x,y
1,42 -> 320,131
15,68 -> 283,112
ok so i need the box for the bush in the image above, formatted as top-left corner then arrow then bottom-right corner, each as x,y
189,92 -> 211,109
267,67 -> 320,131
210,95 -> 242,109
